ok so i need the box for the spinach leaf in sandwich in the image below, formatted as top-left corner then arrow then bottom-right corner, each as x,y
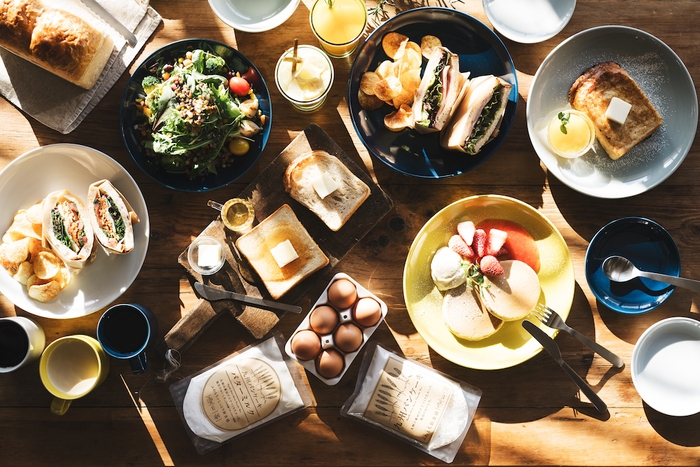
415,56 -> 448,128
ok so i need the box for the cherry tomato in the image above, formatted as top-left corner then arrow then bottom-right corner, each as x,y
229,76 -> 250,97
229,138 -> 250,156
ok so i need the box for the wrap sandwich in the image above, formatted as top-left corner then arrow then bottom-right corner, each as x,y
440,74 -> 512,155
412,46 -> 469,134
42,189 -> 96,271
87,180 -> 139,255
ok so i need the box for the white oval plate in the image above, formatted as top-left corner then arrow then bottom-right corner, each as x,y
483,0 -> 576,43
527,26 -> 697,199
632,317 -> 700,416
0,144 -> 149,319
207,0 -> 299,33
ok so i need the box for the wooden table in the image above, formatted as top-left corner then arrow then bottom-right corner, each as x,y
1,0 -> 700,465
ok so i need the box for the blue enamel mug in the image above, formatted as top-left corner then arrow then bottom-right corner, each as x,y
96,304 -> 157,374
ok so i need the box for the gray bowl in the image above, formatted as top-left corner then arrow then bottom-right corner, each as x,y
527,26 -> 697,198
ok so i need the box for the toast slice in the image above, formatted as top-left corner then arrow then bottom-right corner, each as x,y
235,204 -> 329,300
284,150 -> 370,232
569,61 -> 662,160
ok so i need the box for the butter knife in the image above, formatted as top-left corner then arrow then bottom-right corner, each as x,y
194,282 -> 301,314
522,320 -> 607,413
80,0 -> 138,46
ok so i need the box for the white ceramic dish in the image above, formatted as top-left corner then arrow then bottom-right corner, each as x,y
0,144 -> 149,319
483,0 -> 576,43
527,26 -> 697,199
632,317 -> 700,416
207,0 -> 300,33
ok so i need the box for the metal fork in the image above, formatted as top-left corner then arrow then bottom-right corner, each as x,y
531,304 -> 624,368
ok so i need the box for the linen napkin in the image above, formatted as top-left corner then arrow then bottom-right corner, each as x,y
0,0 -> 162,134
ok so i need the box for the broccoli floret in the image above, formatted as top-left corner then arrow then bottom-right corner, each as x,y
141,75 -> 160,94
204,55 -> 226,75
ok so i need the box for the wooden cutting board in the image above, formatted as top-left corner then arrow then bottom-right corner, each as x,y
156,124 -> 393,355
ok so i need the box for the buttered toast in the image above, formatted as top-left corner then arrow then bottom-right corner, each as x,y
235,204 -> 329,300
569,61 -> 662,160
284,150 -> 370,232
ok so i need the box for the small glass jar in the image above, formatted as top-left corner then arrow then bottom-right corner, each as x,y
547,109 -> 596,158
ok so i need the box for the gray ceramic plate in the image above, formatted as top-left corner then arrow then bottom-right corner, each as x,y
527,26 -> 697,198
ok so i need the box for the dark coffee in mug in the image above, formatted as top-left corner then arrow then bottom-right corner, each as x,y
0,319 -> 29,368
101,306 -> 149,355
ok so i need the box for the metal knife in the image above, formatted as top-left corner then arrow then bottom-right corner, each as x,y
522,320 -> 607,413
80,0 -> 138,47
194,282 -> 301,314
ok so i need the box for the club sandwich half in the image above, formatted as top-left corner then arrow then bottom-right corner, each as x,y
440,74 -> 511,155
412,46 -> 469,134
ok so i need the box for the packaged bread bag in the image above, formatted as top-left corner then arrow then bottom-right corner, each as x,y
341,342 -> 481,463
170,333 -> 314,454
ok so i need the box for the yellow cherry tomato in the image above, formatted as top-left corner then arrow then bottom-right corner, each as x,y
229,138 -> 250,156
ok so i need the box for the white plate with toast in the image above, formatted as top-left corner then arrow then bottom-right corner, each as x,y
527,26 -> 697,198
0,144 -> 149,319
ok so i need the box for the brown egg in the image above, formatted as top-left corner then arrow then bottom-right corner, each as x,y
309,305 -> 339,335
316,349 -> 344,379
333,323 -> 363,353
290,329 -> 321,361
352,297 -> 382,327
327,278 -> 357,309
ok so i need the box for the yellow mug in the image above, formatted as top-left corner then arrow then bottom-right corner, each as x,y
39,335 -> 110,416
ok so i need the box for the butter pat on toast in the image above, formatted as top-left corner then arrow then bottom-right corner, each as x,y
569,61 -> 662,160
284,150 -> 370,232
236,204 -> 329,300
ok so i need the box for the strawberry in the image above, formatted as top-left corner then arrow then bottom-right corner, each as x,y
487,228 -> 508,256
480,255 -> 504,276
457,221 -> 476,246
473,229 -> 488,258
448,234 -> 475,260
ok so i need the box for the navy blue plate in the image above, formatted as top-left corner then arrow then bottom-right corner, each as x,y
585,217 -> 681,314
348,7 -> 517,178
120,39 -> 272,192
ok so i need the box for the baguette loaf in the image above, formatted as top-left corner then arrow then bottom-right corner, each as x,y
235,204 -> 329,300
0,0 -> 114,89
284,150 -> 370,232
569,61 -> 662,160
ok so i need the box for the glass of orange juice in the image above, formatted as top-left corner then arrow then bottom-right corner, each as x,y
310,0 -> 367,58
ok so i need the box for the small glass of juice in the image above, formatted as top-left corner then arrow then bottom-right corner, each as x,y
547,109 -> 596,158
275,44 -> 334,112
310,0 -> 367,58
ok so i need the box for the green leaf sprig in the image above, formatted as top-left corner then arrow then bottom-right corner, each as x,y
558,112 -> 570,135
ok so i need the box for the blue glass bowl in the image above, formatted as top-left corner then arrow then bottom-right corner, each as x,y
120,39 -> 272,192
348,7 -> 518,178
585,217 -> 681,314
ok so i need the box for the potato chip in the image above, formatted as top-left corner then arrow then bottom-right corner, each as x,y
392,87 -> 415,108
421,35 -> 442,59
384,104 -> 414,132
25,203 -> 43,225
406,41 -> 422,58
28,280 -> 61,303
360,71 -> 381,96
397,48 -> 422,76
399,67 -> 422,94
374,75 -> 402,102
27,237 -> 44,259
358,89 -> 385,111
382,32 -> 409,59
6,211 -> 39,241
1,237 -> 30,265
34,251 -> 61,280
375,60 -> 396,80
13,261 -> 33,285
55,267 -> 71,289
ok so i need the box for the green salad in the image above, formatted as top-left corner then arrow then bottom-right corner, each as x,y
136,48 -> 264,178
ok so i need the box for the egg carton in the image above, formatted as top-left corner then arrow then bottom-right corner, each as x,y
284,272 -> 388,385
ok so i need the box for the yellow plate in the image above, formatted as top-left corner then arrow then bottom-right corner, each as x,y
403,195 -> 575,370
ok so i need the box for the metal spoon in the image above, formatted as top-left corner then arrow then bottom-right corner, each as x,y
602,255 -> 700,292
